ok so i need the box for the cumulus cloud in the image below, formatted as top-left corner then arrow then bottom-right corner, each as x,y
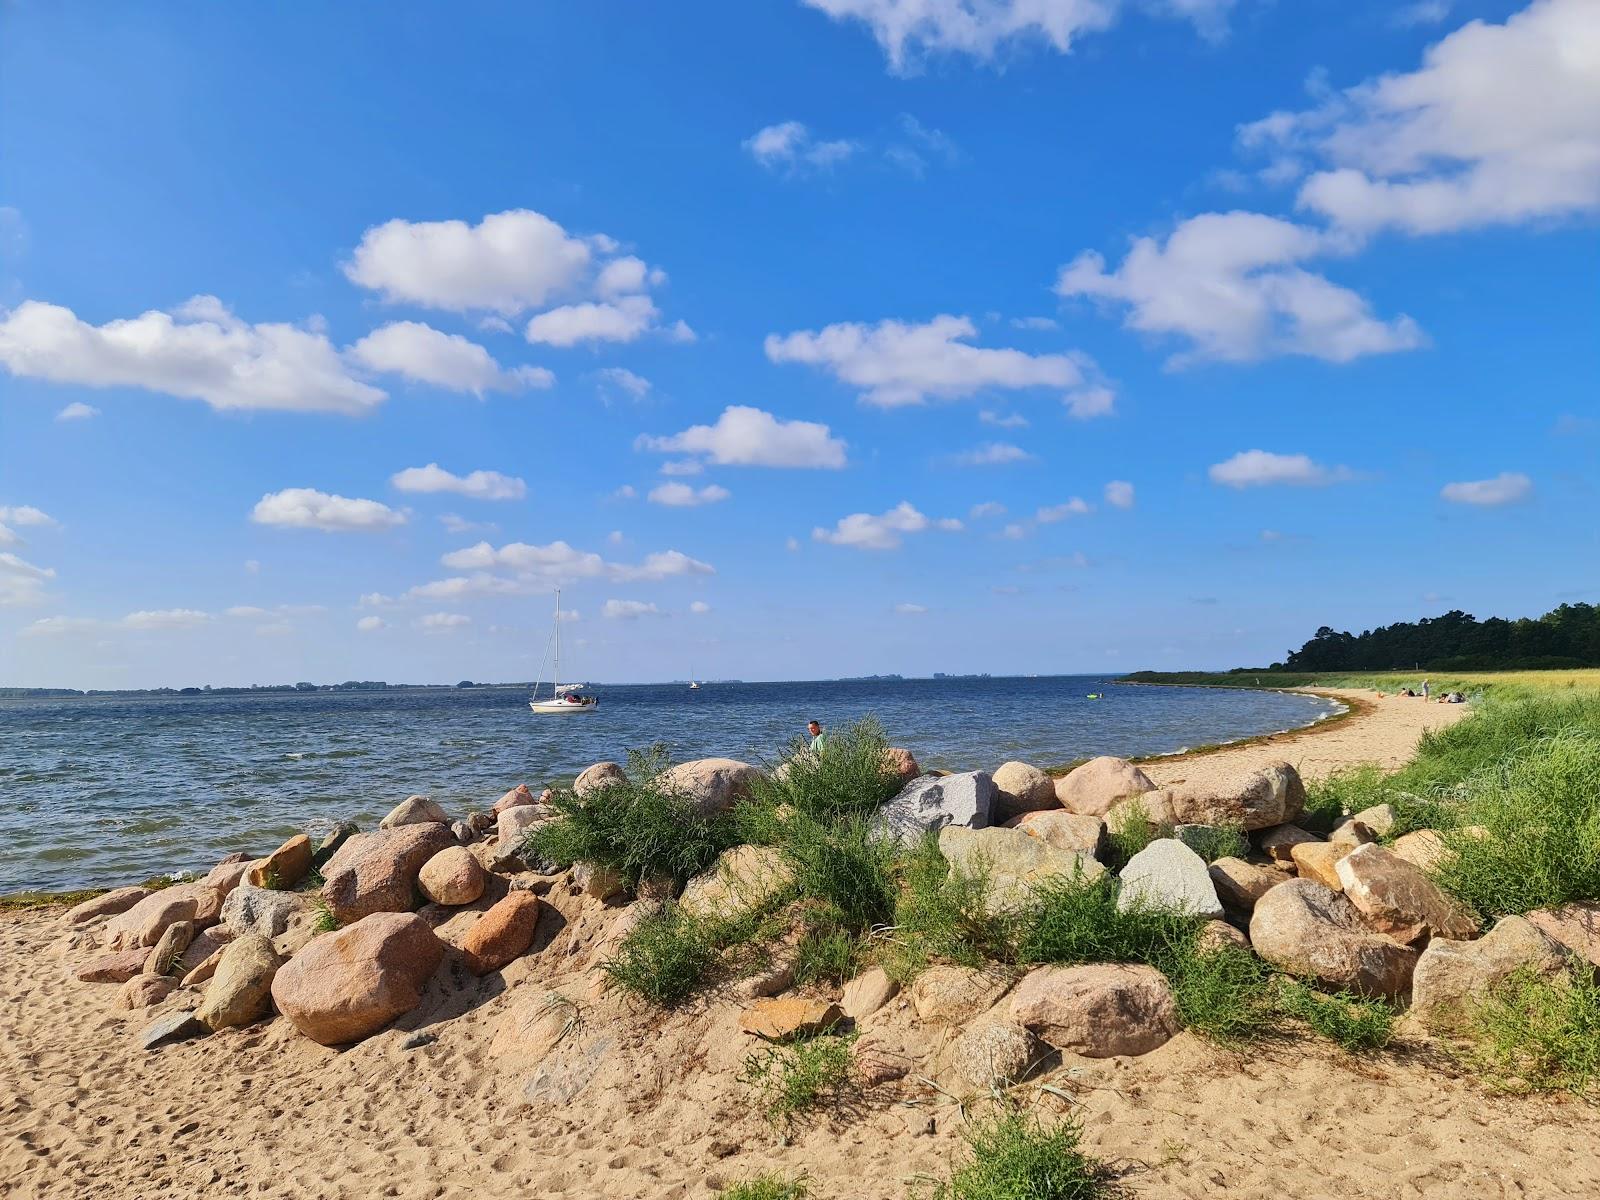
349,321 -> 552,394
1208,449 -> 1354,488
251,488 -> 408,532
1064,386 -> 1116,419
970,501 -> 1007,519
812,501 -> 963,551
0,505 -> 54,528
798,0 -> 1234,73
744,121 -> 860,173
439,513 -> 493,534
1036,497 -> 1092,523
979,410 -> 1029,429
0,296 -> 384,414
356,615 -> 388,633
951,442 -> 1034,466
639,405 -> 847,469
1104,480 -> 1135,509
525,294 -> 659,347
689,600 -> 712,614
390,463 -> 527,501
343,209 -> 593,314
122,609 -> 212,630
766,315 -> 1091,407
1441,472 -> 1533,506
602,599 -> 661,620
1241,0 -> 1600,237
1058,212 -> 1424,365
648,482 -> 731,507
0,551 -> 55,607
437,539 -> 713,585
56,401 -> 99,421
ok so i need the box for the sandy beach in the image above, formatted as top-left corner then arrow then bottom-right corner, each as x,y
5,689 -> 1593,1200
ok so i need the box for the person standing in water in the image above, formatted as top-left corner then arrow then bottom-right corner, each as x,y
807,719 -> 827,753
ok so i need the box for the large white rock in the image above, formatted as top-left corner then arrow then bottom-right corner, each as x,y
877,771 -> 994,846
1116,838 -> 1223,918
990,761 -> 1058,822
379,795 -> 450,830
938,826 -> 1103,914
1056,756 -> 1156,817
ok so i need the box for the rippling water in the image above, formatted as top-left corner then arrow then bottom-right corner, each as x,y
0,675 -> 1337,893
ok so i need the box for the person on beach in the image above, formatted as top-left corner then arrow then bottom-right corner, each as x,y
807,719 -> 827,753
1421,679 -> 1431,700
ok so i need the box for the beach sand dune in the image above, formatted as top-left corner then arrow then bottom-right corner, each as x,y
6,688 -> 1592,1200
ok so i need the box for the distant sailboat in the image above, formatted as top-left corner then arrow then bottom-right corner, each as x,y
689,669 -> 701,690
529,590 -> 598,715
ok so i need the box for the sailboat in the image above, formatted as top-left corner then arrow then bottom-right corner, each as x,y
529,589 -> 598,715
689,669 -> 701,691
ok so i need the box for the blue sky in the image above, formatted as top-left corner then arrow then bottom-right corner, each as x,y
1,0 -> 1595,688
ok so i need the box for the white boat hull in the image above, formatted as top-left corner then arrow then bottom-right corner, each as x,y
529,699 -> 599,715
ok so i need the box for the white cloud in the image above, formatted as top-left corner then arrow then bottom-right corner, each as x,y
525,295 -> 659,347
56,401 -> 99,421
766,315 -> 1090,407
1036,497 -> 1092,523
0,551 -> 55,607
613,485 -> 638,500
1058,212 -> 1424,365
20,616 -> 98,636
356,615 -> 388,633
1440,471 -> 1533,506
648,482 -> 731,507
1011,316 -> 1059,331
1065,386 -> 1116,419
969,501 -> 1007,519
390,463 -> 527,501
417,612 -> 471,631
1209,449 -> 1354,488
951,441 -> 1034,466
358,592 -> 396,608
689,600 -> 712,614
343,209 -> 593,314
607,530 -> 626,546
225,605 -> 268,618
602,598 -> 661,620
439,513 -> 492,534
893,601 -> 928,614
244,559 -> 261,574
745,121 -> 860,173
594,366 -> 651,398
0,297 -> 385,414
348,321 -> 552,394
885,114 -> 962,176
659,459 -> 704,477
998,523 -> 1028,540
0,505 -> 54,527
122,608 -> 212,631
979,410 -> 1029,429
596,256 -> 665,297
1104,480 -> 1135,509
785,536 -> 801,552
639,405 -> 847,468
812,501 -> 963,551
438,539 -> 714,584
251,488 -> 408,532
406,574 -> 526,601
798,0 -> 1233,73
1243,0 -> 1600,236
1391,0 -> 1452,27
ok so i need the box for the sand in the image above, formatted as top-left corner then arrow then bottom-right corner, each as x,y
7,687 -> 1593,1200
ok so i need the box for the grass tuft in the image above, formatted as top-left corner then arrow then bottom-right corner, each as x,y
1464,965 -> 1600,1096
752,716 -> 903,822
739,1031 -> 857,1128
884,832 -> 1014,982
1275,979 -> 1396,1050
916,1108 -> 1109,1200
1176,824 -> 1249,864
601,905 -> 725,1006
721,1175 -> 810,1200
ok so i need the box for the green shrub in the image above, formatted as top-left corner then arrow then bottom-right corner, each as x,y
601,905 -> 724,1005
1429,730 -> 1600,919
525,745 -> 735,888
777,813 -> 899,932
1013,873 -> 1192,969
1177,824 -> 1249,864
793,925 -> 863,987
739,1032 -> 857,1127
1300,764 -> 1385,834
917,1108 -> 1108,1200
1465,964 -> 1600,1096
1103,808 -> 1172,872
1164,939 -> 1275,1044
754,716 -> 903,821
721,1175 -> 810,1200
885,833 -> 1014,981
1275,979 -> 1396,1050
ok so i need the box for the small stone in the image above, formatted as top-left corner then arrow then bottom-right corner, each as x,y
493,783 -> 539,814
143,919 -> 195,976
63,886 -> 150,925
948,1020 -> 1044,1088
400,1031 -> 437,1050
203,855 -> 253,897
1008,964 -> 1180,1058
679,845 -> 794,920
1056,757 -> 1155,817
882,747 -> 922,783
990,761 -> 1058,822
738,998 -> 844,1042
1328,820 -> 1376,850
320,823 -> 456,923
380,795 -> 451,829
1526,903 -> 1600,968
418,846 -> 488,906
461,891 -> 543,975
76,947 -> 152,983
221,883 -> 311,939
854,1039 -> 912,1085
657,758 -> 761,815
938,825 -> 1103,914
1257,824 -> 1320,865
196,933 -> 283,1031
841,967 -> 899,1021
1196,919 -> 1250,953
1117,839 -> 1223,918
246,834 -> 314,890
1290,841 -> 1351,891
180,949 -> 225,989
1351,804 -> 1397,838
116,974 -> 177,1010
1208,857 -> 1286,911
451,820 -> 478,844
140,1010 -> 206,1050
909,965 -> 1012,1025
1336,843 -> 1479,945
311,822 -> 358,869
105,892 -> 199,950
1390,829 -> 1450,872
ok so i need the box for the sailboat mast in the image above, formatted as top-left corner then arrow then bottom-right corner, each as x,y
553,588 -> 561,690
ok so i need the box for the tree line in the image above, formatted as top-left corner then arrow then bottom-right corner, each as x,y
1277,603 -> 1600,672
